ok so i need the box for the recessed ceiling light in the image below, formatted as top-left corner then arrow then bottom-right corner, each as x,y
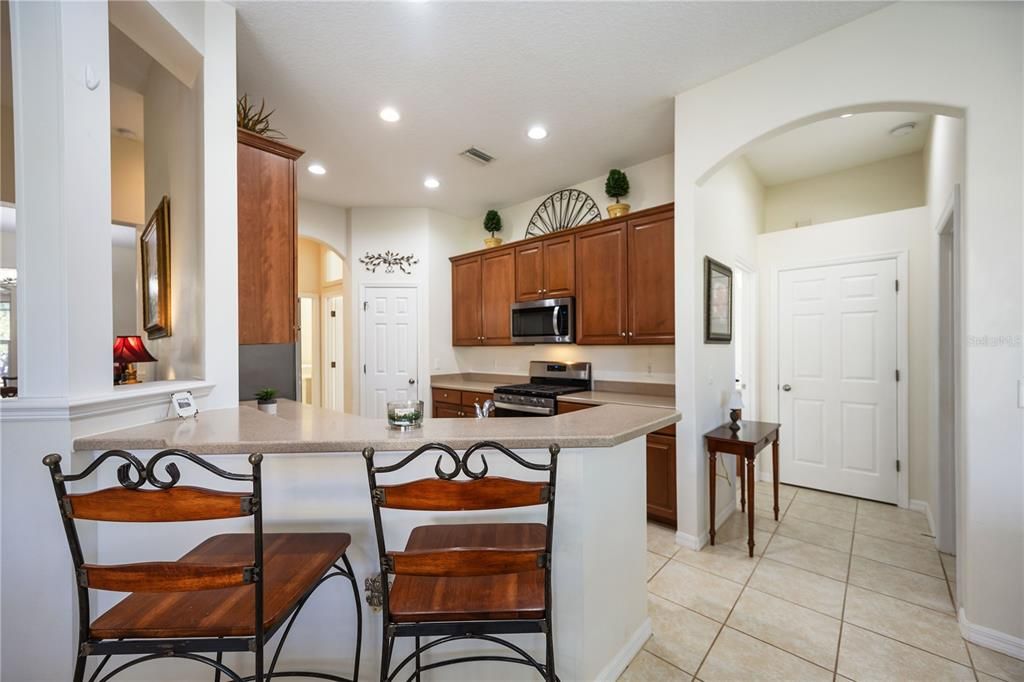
839,113 -> 854,119
379,107 -> 401,123
308,163 -> 326,175
527,125 -> 548,140
423,177 -> 440,189
889,122 -> 917,137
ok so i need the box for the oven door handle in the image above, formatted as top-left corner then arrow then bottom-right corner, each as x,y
492,401 -> 555,416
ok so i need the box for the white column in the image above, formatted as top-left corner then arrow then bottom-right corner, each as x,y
11,0 -> 112,400
200,0 -> 239,408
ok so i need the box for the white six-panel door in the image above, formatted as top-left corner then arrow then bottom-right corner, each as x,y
361,287 -> 418,418
778,259 -> 898,503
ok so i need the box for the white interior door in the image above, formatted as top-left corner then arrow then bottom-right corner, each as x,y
323,295 -> 343,411
778,259 -> 898,503
361,287 -> 418,418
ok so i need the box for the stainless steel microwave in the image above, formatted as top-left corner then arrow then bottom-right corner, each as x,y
511,297 -> 574,344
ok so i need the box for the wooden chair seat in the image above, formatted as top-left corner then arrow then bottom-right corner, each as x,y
389,523 -> 546,623
90,532 -> 350,639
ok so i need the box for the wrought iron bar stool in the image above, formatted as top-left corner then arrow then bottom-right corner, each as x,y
363,440 -> 559,681
44,448 -> 362,682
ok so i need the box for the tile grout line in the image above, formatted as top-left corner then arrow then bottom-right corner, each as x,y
691,493 -> 775,681
831,498 -> 858,681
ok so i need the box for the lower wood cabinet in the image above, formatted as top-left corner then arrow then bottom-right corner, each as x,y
433,402 -> 464,418
556,401 -> 595,414
646,432 -> 677,527
431,387 -> 493,418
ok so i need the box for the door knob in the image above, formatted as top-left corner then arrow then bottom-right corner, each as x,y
408,378 -> 416,385
782,384 -> 792,392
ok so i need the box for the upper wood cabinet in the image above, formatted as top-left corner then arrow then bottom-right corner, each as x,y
451,249 -> 516,346
575,222 -> 629,344
515,234 -> 575,301
451,202 -> 674,347
451,255 -> 483,345
237,129 -> 304,345
627,210 -> 675,344
480,249 -> 515,344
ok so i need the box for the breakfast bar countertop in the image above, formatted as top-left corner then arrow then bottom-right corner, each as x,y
73,399 -> 680,455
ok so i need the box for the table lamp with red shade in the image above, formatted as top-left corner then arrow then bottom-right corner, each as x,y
113,335 -> 157,385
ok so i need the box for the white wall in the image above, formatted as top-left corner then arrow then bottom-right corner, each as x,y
143,57 -> 201,381
484,153 -> 674,245
446,153 -> 676,383
763,151 -> 925,232
689,156 -> 764,536
757,207 -> 932,505
674,2 -> 1023,647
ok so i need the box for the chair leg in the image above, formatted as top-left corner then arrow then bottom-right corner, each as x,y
73,653 -> 87,682
342,554 -> 363,682
214,646 -> 223,682
545,620 -> 556,682
379,626 -> 393,682
414,636 -> 422,682
254,637 -> 265,682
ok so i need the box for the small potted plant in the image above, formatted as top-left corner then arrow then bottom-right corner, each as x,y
483,210 -> 503,248
605,169 -> 631,218
255,387 -> 278,415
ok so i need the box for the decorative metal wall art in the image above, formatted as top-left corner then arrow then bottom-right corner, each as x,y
359,250 -> 419,275
525,189 -> 602,238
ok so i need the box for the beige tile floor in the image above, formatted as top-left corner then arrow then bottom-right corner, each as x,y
622,482 -> 1023,682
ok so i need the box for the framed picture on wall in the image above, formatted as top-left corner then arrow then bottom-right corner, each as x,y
141,196 -> 171,339
704,256 -> 732,344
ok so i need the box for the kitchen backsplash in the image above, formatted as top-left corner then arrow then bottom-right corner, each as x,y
449,345 -> 675,385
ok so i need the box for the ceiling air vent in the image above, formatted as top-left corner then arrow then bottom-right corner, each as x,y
460,147 -> 496,165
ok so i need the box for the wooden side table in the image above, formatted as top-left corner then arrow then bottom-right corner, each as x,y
704,421 -> 781,557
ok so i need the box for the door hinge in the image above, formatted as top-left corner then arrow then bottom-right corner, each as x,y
330,361 -> 337,369
363,364 -> 367,374
330,310 -> 336,317
895,279 -> 899,292
896,459 -> 901,473
895,369 -> 901,382
363,301 -> 368,311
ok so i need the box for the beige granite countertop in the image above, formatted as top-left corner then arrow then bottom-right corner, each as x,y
74,400 -> 680,455
558,391 -> 676,409
430,374 -> 675,409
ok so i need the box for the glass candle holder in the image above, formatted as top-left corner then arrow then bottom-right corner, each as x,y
387,400 -> 424,430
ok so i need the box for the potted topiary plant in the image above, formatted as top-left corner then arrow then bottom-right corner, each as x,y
605,169 -> 631,218
483,209 -> 503,248
255,387 -> 278,415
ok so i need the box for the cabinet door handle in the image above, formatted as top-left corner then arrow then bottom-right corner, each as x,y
621,332 -> 626,337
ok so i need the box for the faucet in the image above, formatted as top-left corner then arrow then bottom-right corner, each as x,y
475,399 -> 495,418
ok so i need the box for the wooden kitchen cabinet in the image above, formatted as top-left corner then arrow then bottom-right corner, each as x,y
646,432 -> 677,526
433,402 -> 465,418
627,210 -> 675,344
481,249 -> 515,344
557,401 -> 594,414
451,255 -> 483,345
575,222 -> 629,344
515,234 -> 575,301
452,249 -> 515,346
237,129 -> 304,344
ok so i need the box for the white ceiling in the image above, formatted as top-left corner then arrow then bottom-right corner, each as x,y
744,111 -> 931,186
235,2 -> 884,217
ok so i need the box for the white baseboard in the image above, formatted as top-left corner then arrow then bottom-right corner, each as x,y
909,499 -> 936,540
675,529 -> 705,551
595,617 -> 653,681
959,607 -> 1024,661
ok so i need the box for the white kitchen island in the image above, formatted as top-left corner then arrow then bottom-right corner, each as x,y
72,401 -> 679,682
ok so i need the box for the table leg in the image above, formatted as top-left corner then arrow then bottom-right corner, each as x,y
708,450 -> 717,546
737,456 -> 746,512
772,436 -> 780,521
746,455 -> 756,557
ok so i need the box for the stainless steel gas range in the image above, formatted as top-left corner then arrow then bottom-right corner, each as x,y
492,361 -> 592,417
